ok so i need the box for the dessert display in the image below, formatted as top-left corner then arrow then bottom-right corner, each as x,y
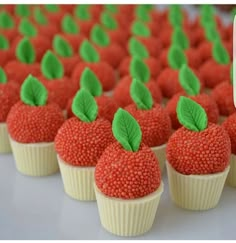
7,75 -> 64,176
95,108 -> 163,236
55,89 -> 114,200
166,96 -> 230,210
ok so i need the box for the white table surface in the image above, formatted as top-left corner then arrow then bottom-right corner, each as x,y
0,153 -> 236,240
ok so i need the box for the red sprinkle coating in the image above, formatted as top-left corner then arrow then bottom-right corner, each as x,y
222,113 -> 236,154
197,42 -> 212,62
66,95 -> 119,122
199,60 -> 231,89
107,29 -> 129,48
60,33 -> 85,53
0,83 -> 20,122
211,81 -> 235,116
95,141 -> 161,199
72,62 -> 116,92
0,47 -> 15,67
118,56 -> 161,79
166,123 -> 231,175
58,55 -> 81,77
125,103 -> 171,147
166,93 -> 219,130
7,101 -> 64,143
113,75 -> 162,108
55,117 -> 114,166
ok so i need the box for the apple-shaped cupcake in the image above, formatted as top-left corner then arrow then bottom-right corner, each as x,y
118,37 -> 161,79
95,108 -> 163,236
211,65 -> 235,123
0,11 -> 17,42
72,40 -> 116,92
166,96 -> 230,210
40,50 -> 76,115
0,34 -> 15,67
4,37 -> 41,85
166,64 -> 219,130
67,67 -> 118,122
199,40 -> 231,90
7,75 -> 64,176
90,24 -> 126,68
222,113 -> 236,187
55,89 -> 114,201
114,57 -> 162,108
0,67 -> 19,153
52,35 -> 80,77
125,79 -> 171,171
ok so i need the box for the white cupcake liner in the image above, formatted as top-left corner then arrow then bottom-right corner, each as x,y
218,116 -> 227,124
10,138 -> 59,176
57,156 -> 96,201
0,123 -> 12,153
94,182 -> 164,237
166,161 -> 229,211
226,154 -> 236,187
151,144 -> 166,173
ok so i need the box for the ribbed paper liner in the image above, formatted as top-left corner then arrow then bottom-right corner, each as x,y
226,154 -> 236,187
151,144 -> 166,173
94,182 -> 164,237
166,161 -> 229,211
0,123 -> 12,153
10,138 -> 59,176
218,116 -> 226,124
57,156 -> 96,201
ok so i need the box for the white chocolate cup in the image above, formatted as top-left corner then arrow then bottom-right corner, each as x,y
226,154 -> 236,187
151,144 -> 166,173
0,123 -> 12,153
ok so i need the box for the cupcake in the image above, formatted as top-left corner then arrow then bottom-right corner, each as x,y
55,89 -> 114,201
166,96 -> 230,210
40,50 -> 76,116
125,79 -> 171,171
95,108 -> 163,236
0,67 -> 19,153
222,113 -> 236,187
118,37 -> 161,79
4,37 -> 41,85
52,35 -> 80,77
166,64 -> 219,130
7,75 -> 64,176
114,57 -> 162,108
67,67 -> 118,122
72,40 -> 116,92
90,24 -> 126,68
211,65 -> 235,123
0,34 -> 14,67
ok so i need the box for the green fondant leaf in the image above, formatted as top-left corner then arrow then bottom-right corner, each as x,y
20,74 -> 48,106
105,4 -> 118,13
130,78 -> 153,110
172,27 -> 189,50
0,34 -> 9,50
204,24 -> 220,42
15,4 -> 30,17
16,37 -> 35,64
100,12 -> 118,30
72,88 -> 98,122
62,14 -> 79,34
231,8 -> 236,21
41,50 -> 64,79
177,96 -> 208,132
212,40 -> 230,65
74,5 -> 91,20
0,11 -> 14,29
80,67 -> 102,97
128,37 -> 149,59
130,57 -> 150,83
169,5 -> 183,28
53,35 -> 73,57
179,64 -> 200,96
168,45 -> 187,70
45,4 -> 59,12
33,7 -> 48,25
19,18 -> 37,37
112,108 -> 142,152
131,21 -> 150,37
0,67 -> 7,83
135,5 -> 151,22
91,24 -> 110,47
200,4 -> 214,17
200,14 -> 215,28
79,40 -> 100,63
